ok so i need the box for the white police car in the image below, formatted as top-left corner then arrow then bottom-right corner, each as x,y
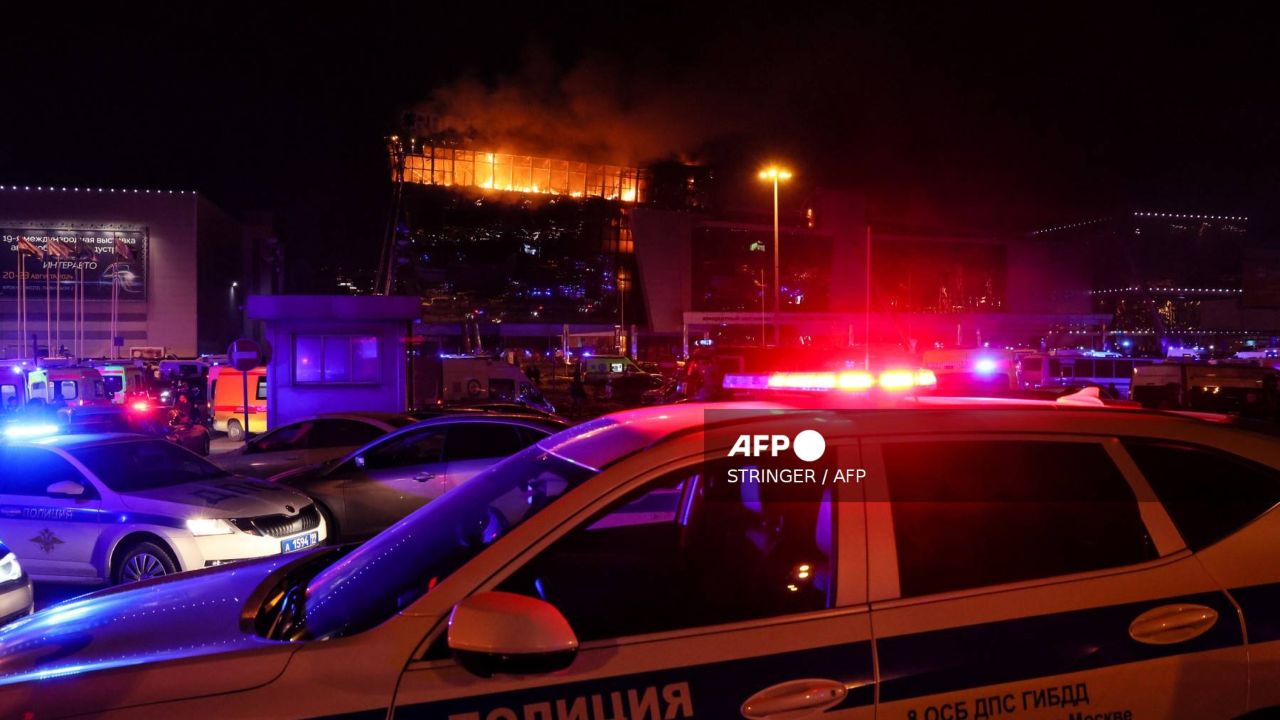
0,401 -> 1278,719
0,434 -> 327,586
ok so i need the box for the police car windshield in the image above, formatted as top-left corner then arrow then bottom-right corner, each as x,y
301,445 -> 598,639
69,439 -> 230,491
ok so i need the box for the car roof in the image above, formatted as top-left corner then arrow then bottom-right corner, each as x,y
538,399 -> 1280,471
310,411 -> 416,424
404,413 -> 564,429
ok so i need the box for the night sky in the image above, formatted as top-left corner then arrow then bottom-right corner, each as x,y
2,4 -> 1277,282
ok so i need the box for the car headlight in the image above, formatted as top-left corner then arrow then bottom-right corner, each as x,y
0,552 -> 23,583
186,518 -> 236,536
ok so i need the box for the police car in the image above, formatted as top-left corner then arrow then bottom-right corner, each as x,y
0,400 -> 1279,719
0,434 -> 327,586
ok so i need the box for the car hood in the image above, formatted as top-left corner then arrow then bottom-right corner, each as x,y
0,553 -> 309,714
117,476 -> 313,518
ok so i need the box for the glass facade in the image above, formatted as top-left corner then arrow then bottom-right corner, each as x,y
401,146 -> 647,203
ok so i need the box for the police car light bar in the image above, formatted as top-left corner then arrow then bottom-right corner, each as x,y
723,369 -> 937,393
3,423 -> 61,440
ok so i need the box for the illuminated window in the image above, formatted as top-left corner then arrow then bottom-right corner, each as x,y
294,335 -> 380,384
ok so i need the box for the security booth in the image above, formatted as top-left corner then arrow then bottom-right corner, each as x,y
247,295 -> 421,429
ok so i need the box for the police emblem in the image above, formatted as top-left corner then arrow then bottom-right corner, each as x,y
31,528 -> 65,554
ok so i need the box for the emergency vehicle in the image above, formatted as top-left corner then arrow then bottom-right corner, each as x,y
437,355 -> 553,413
1132,361 -> 1279,413
0,434 -> 326,587
212,365 -> 268,440
24,366 -> 110,407
0,364 -> 27,413
1,393 -> 1278,718
1020,349 -> 1160,399
92,362 -> 152,404
921,347 -> 1018,394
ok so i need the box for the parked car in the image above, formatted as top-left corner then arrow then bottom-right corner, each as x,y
271,414 -> 566,541
0,434 -> 327,586
214,412 -> 418,479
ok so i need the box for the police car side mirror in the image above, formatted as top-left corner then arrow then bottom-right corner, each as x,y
448,591 -> 578,678
47,480 -> 85,498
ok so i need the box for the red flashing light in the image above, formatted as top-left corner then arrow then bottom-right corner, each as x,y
741,368 -> 934,393
878,369 -> 916,391
130,401 -> 150,412
837,370 -> 875,390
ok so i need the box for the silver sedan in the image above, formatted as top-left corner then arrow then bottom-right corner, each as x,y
215,412 -> 418,479
270,415 -> 566,542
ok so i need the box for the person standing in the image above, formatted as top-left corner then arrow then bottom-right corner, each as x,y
570,368 -> 587,415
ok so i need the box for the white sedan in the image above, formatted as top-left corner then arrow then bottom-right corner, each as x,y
0,434 -> 327,586
0,401 -> 1277,719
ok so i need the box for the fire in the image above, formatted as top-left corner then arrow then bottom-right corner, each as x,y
398,143 -> 646,203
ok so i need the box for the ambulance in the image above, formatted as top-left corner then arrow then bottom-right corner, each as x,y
211,366 -> 268,440
1,392 -> 1279,718
24,366 -> 111,408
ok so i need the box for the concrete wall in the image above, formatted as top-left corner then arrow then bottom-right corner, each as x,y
0,187 -> 231,359
248,295 -> 421,427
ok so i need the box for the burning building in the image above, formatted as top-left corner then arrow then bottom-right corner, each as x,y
382,133 -> 661,349
397,141 -> 648,204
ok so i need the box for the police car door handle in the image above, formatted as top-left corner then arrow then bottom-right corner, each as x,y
740,678 -> 848,719
1128,603 -> 1219,645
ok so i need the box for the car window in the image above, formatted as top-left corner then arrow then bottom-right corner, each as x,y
1122,439 -> 1280,550
309,420 -> 384,449
361,427 -> 447,470
0,447 -> 85,495
496,457 -> 835,641
445,423 -> 533,461
57,380 -> 78,400
68,440 -> 230,491
516,426 -> 553,446
252,422 -> 313,453
882,440 -> 1156,598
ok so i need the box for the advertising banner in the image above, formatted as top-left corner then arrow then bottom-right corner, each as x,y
1,228 -> 147,300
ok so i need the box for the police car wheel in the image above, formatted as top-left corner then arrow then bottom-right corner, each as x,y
114,542 -> 178,584
226,419 -> 244,442
200,434 -> 211,456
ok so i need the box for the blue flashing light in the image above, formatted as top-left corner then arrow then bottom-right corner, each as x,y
3,423 -> 61,440
1120,339 -> 1132,348
973,358 -> 998,374
9,366 -> 20,375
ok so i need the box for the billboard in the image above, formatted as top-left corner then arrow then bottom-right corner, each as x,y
1,228 -> 147,300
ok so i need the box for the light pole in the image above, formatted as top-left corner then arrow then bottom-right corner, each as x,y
758,166 -> 792,346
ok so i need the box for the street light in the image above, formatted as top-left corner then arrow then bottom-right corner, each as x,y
758,165 -> 792,346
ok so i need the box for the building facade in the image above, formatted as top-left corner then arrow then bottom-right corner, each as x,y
0,186 -> 243,359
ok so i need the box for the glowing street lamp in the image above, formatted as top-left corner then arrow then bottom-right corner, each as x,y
758,165 -> 792,345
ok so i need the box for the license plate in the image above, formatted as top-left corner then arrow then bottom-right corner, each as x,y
281,531 -> 319,553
